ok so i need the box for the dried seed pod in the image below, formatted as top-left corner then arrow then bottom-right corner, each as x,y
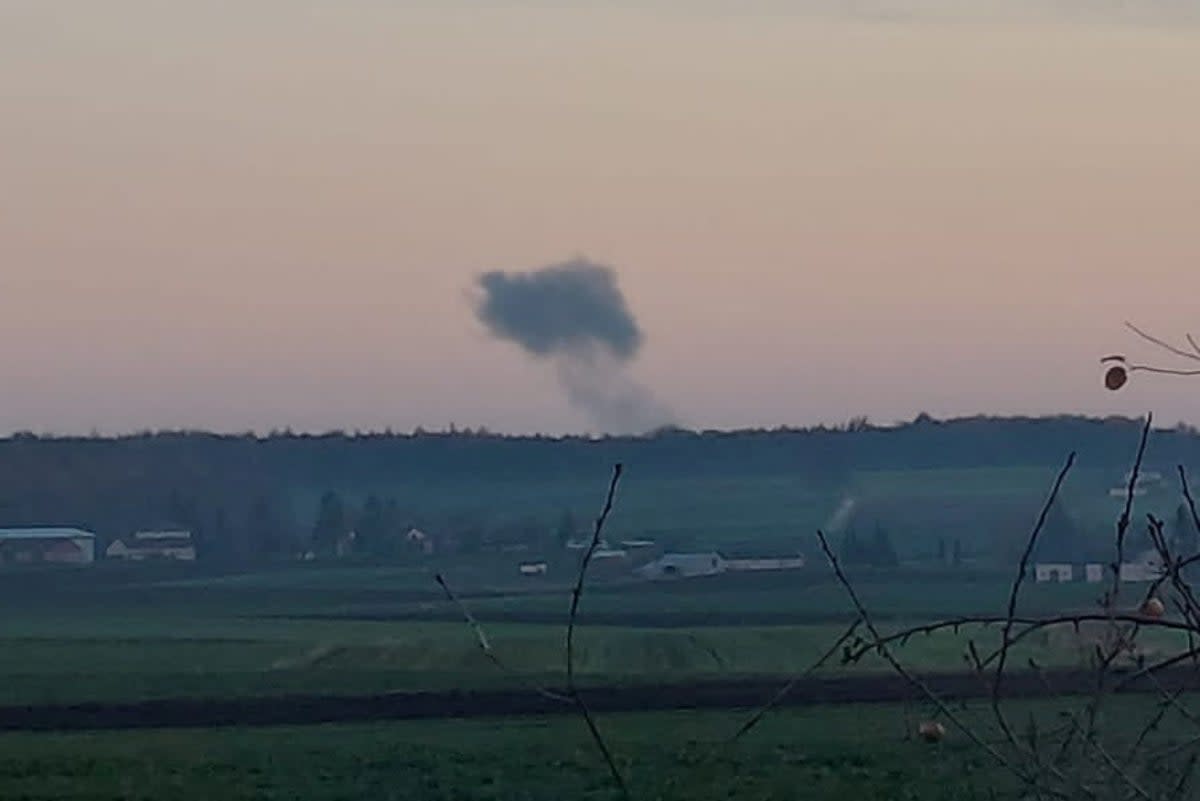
1104,365 -> 1128,391
918,721 -> 946,743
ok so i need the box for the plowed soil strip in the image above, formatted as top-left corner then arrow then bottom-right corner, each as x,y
3,669 -> 1197,732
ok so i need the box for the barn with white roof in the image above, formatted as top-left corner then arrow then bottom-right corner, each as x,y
0,528 -> 96,565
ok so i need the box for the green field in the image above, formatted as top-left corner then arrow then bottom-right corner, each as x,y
0,453 -> 1183,799
0,559 -> 1179,707
6,691 -> 1199,801
0,706 -> 1036,801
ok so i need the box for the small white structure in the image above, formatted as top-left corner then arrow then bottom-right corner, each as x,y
636,552 -> 726,581
1109,470 -> 1163,498
620,539 -> 657,550
0,527 -> 96,565
566,538 -> 606,551
1035,563 -> 1074,583
405,528 -> 433,555
519,561 -> 548,576
1085,564 -> 1105,583
106,530 -> 196,561
592,548 -> 628,560
1120,563 -> 1165,583
726,555 -> 806,572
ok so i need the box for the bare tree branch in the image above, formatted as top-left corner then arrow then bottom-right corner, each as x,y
815,529 -> 1037,787
730,617 -> 862,742
1126,322 -> 1200,364
564,463 -> 631,801
992,453 -> 1076,748
435,573 -> 570,702
1109,415 -> 1153,611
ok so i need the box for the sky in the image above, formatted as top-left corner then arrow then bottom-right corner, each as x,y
2,1 -> 1198,435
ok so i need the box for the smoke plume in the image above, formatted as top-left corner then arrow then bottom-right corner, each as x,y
474,258 -> 675,434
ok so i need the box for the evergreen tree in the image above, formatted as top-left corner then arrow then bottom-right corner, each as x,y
936,537 -> 947,564
1174,504 -> 1199,557
312,491 -> 347,555
247,494 -> 287,559
841,527 -> 872,566
871,522 -> 899,567
1035,499 -> 1079,562
356,495 -> 386,555
211,506 -> 236,564
952,538 -> 963,567
556,509 -> 577,549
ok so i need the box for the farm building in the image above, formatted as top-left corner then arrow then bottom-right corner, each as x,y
725,554 -> 806,572
1035,563 -> 1073,583
0,528 -> 96,565
1120,561 -> 1165,583
1035,560 -> 1156,584
636,552 -> 726,580
586,548 -> 632,579
106,530 -> 196,561
406,528 -> 434,555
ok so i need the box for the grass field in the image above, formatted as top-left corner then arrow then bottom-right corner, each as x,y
0,705 -> 1025,800
6,691 -> 1197,801
0,454 -> 1180,798
0,559 -> 1182,708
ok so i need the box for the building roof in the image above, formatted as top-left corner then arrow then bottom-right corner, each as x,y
0,527 -> 96,541
643,552 -> 723,569
132,530 -> 192,540
110,537 -> 194,550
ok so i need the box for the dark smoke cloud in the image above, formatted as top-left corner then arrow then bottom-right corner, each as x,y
476,260 -> 643,361
474,259 -> 675,434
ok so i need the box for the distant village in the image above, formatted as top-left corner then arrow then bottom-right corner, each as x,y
0,467 -> 1187,588
0,524 -> 809,582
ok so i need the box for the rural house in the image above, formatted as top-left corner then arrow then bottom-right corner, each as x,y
406,528 -> 434,555
0,528 -> 96,565
106,530 -> 196,561
518,560 -> 548,576
1034,558 -> 1157,584
724,552 -> 806,572
1035,563 -> 1074,583
636,552 -> 726,580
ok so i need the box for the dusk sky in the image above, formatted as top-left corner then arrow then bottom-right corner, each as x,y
3,2 -> 1198,435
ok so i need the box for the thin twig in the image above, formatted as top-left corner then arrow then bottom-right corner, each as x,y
730,617 -> 862,742
815,529 -> 1035,786
565,464 -> 630,801
1180,467 -> 1200,558
1109,415 -> 1153,611
435,573 -> 570,702
1127,365 -> 1200,377
1125,322 -> 1200,364
993,453 -> 1076,749
841,613 -> 1200,667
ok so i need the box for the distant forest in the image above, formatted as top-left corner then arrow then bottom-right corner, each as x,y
0,415 -> 1193,563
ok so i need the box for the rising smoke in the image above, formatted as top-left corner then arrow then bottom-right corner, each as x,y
473,258 -> 675,434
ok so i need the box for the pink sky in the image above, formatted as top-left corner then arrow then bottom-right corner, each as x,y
2,2 -> 1198,434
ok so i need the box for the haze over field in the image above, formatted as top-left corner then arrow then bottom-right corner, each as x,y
2,1 -> 1197,434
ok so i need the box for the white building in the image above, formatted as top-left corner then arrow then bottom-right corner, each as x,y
1035,559 -> 1160,584
0,528 -> 96,565
726,555 -> 806,572
1035,563 -> 1074,583
106,530 -> 196,561
405,528 -> 434,555
636,552 -> 726,580
518,561 -> 548,576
